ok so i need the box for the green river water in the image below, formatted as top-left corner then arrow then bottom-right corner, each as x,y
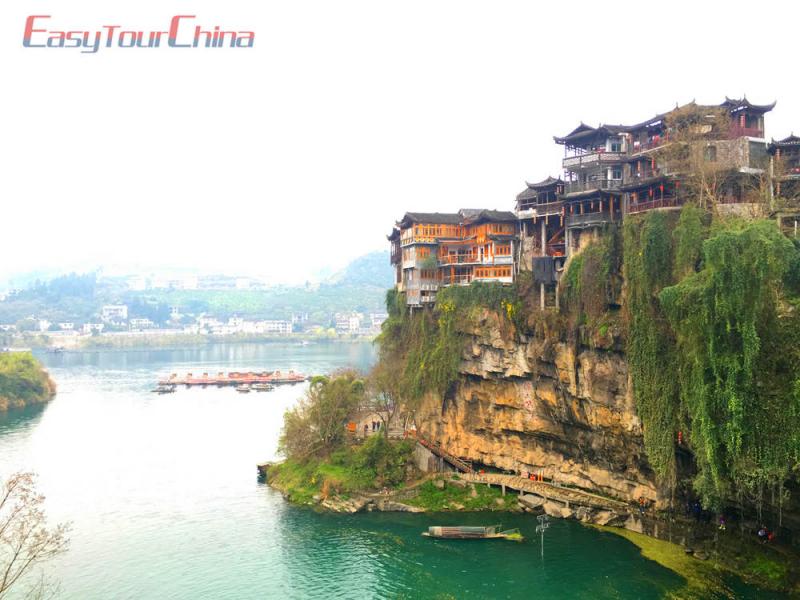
0,343 -> 777,599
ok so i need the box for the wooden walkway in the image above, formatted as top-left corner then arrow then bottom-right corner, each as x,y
410,432 -> 474,473
410,432 -> 629,512
461,472 -> 629,511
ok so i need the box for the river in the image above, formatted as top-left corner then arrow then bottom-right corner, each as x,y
0,342 -> 773,599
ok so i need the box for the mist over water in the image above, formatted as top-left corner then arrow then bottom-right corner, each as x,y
0,343 -> 772,599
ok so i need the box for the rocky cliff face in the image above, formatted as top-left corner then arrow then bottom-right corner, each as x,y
416,309 -> 660,506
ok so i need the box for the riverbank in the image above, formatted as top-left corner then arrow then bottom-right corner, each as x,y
7,332 -> 376,352
0,351 -> 56,411
265,452 -> 800,596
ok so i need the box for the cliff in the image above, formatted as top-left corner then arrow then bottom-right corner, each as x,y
415,308 -> 659,506
383,208 -> 800,531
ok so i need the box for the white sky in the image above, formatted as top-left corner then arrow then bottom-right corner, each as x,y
1,1 -> 797,285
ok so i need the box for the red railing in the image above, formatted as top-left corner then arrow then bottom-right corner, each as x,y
627,197 -> 681,214
729,125 -> 764,138
631,135 -> 669,153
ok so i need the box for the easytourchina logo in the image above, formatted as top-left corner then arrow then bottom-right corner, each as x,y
23,15 -> 255,53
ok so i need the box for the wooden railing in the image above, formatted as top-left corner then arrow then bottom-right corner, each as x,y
564,179 -> 622,194
410,431 -> 474,473
627,197 -> 681,214
729,125 -> 764,139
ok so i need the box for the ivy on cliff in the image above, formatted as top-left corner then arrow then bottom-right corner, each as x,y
560,227 -> 622,327
624,206 -> 800,507
377,282 -> 525,404
659,219 -> 800,504
623,211 -> 681,488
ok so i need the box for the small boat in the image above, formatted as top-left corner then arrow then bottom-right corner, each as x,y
252,383 -> 274,392
236,384 -> 251,393
151,384 -> 176,394
422,525 -> 523,541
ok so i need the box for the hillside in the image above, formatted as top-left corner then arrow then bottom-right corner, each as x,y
0,252 -> 394,327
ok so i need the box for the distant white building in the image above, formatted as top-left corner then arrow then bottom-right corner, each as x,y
335,312 -> 363,335
82,323 -> 105,334
38,319 -> 51,332
129,318 -> 155,330
101,305 -> 128,322
259,320 -> 292,335
58,322 -> 75,331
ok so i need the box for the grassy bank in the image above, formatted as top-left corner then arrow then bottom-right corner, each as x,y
0,352 -> 56,411
404,476 -> 520,512
267,436 -> 416,504
598,525 -> 799,597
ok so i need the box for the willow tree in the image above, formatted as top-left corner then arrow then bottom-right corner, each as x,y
659,219 -> 800,507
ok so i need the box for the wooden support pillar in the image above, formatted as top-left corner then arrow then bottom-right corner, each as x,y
540,282 -> 545,311
501,484 -> 506,496
540,219 -> 546,257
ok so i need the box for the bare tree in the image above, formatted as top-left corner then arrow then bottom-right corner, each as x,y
660,104 -> 740,212
367,361 -> 403,438
0,472 -> 69,600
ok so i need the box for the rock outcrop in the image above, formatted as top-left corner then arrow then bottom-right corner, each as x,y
416,309 -> 660,507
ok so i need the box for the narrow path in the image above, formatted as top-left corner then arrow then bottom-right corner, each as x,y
460,472 -> 630,512
411,432 -> 628,512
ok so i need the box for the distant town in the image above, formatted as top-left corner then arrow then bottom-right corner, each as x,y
0,252 -> 392,349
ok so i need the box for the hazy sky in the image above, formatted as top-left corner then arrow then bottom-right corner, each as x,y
1,1 -> 797,285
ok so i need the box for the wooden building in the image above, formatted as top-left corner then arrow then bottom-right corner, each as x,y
553,97 -> 774,250
515,177 -> 565,308
769,134 -> 800,237
554,124 -> 625,254
388,209 -> 517,307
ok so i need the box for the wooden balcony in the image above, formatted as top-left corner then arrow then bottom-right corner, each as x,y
630,137 -> 669,155
439,254 -> 479,265
441,274 -> 473,286
516,201 -> 564,219
627,197 -> 681,214
729,124 -> 764,139
567,211 -> 613,228
623,168 -> 665,187
563,151 -> 626,170
564,179 -> 622,195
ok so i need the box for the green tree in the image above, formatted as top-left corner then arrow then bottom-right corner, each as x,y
279,370 -> 365,460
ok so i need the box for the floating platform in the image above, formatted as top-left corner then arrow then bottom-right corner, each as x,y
158,370 -> 308,387
422,525 -> 523,541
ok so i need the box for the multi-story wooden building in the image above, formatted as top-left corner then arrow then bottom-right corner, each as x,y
554,97 -> 774,254
388,209 -> 517,307
769,134 -> 800,237
390,97 -> 789,308
515,177 -> 565,308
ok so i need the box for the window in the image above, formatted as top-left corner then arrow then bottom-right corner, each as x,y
611,166 -> 622,180
704,145 -> 717,162
610,138 -> 622,153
